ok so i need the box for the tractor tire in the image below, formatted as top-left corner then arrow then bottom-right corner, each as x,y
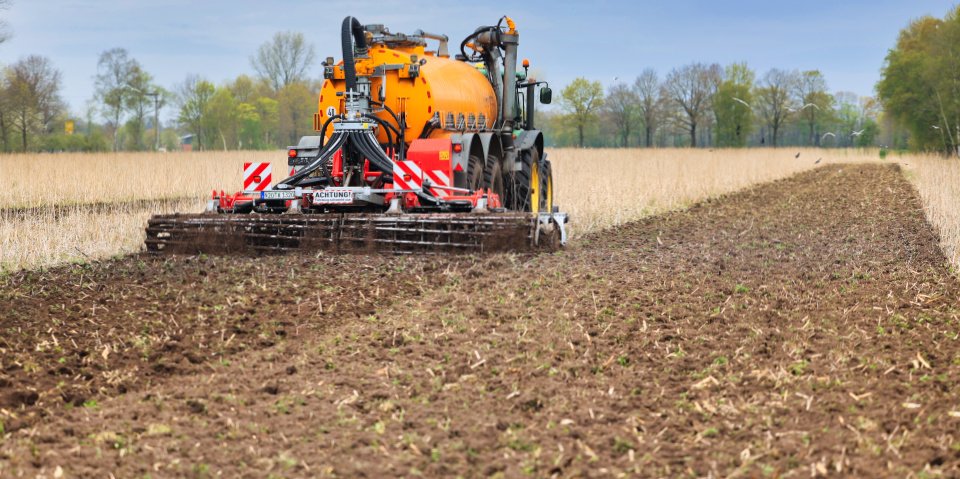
483,154 -> 506,202
466,154 -> 484,191
540,159 -> 554,213
506,148 -> 542,213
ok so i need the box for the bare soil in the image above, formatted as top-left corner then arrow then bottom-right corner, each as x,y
2,164 -> 959,478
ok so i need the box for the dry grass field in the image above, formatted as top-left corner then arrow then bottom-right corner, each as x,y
902,154 -> 960,268
1,148 -> 957,271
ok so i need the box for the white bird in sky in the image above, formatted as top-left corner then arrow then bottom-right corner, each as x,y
732,97 -> 752,109
932,125 -> 941,130
851,130 -> 865,137
787,103 -> 819,113
821,132 -> 836,141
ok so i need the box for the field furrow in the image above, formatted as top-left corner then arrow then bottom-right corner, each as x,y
2,163 -> 958,477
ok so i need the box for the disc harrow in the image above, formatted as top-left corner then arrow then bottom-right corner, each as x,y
145,213 -> 554,255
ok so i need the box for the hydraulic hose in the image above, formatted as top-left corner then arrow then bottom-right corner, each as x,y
277,132 -> 348,188
360,115 -> 398,150
341,16 -> 368,93
353,132 -> 395,180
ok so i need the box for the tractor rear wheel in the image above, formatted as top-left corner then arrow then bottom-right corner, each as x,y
466,154 -> 484,191
507,148 -> 541,213
540,159 -> 554,213
483,154 -> 505,202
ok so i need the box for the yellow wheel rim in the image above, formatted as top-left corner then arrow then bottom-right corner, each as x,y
530,162 -> 540,214
545,169 -> 553,212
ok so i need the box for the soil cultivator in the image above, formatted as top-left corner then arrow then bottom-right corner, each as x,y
146,15 -> 567,255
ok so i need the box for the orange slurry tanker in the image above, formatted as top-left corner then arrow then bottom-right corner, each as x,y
146,16 -> 566,255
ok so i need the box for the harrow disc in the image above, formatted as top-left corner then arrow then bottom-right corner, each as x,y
145,213 -> 558,255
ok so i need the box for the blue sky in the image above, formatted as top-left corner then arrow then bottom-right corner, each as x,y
0,0 -> 957,119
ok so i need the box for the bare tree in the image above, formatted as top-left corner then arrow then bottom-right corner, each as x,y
251,32 -> 316,92
94,48 -> 138,151
123,64 -> 154,150
794,70 -> 831,146
633,69 -> 663,147
603,82 -> 638,147
756,68 -> 798,147
0,72 -> 10,151
3,55 -> 64,151
0,0 -> 12,45
664,63 -> 721,147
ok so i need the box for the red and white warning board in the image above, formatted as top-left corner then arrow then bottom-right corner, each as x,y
243,162 -> 272,191
393,160 -> 451,198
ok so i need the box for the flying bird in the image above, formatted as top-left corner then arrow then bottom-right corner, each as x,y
821,132 -> 836,141
815,158 -> 822,164
795,152 -> 801,158
732,97 -> 752,109
851,130 -> 865,137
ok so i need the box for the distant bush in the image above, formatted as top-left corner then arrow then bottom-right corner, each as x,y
38,133 -> 110,152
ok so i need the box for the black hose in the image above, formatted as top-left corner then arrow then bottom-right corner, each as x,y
341,16 -> 368,93
317,114 -> 338,148
360,115 -> 399,149
369,101 -> 406,159
278,132 -> 348,187
354,132 -> 395,180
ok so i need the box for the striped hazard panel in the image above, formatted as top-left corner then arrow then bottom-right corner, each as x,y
243,162 -> 272,191
393,160 -> 451,198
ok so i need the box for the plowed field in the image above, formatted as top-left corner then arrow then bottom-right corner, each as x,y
2,164 -> 959,477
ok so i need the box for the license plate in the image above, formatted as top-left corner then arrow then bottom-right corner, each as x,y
312,189 -> 353,204
261,190 -> 296,200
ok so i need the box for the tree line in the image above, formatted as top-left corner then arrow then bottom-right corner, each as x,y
0,3 -> 956,154
0,29 -> 322,153
878,5 -> 960,156
546,65 -> 882,149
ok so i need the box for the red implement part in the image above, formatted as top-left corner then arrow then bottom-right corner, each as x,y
214,190 -> 254,211
406,138 -> 453,198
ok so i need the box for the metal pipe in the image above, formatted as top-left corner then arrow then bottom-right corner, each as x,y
499,31 -> 519,132
525,83 -> 535,130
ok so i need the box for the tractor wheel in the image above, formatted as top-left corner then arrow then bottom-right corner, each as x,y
483,154 -> 506,202
540,159 -> 554,213
466,154 -> 484,191
506,148 -> 541,213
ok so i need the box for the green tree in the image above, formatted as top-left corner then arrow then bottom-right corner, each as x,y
878,9 -> 960,154
176,75 -> 215,150
236,102 -> 263,149
205,87 -> 238,150
278,81 -> 317,146
255,96 -> 279,147
123,65 -> 155,150
2,55 -> 64,151
713,63 -> 755,147
560,77 -> 604,148
94,48 -> 139,151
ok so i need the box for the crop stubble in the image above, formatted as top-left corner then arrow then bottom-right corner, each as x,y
1,164 -> 959,477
